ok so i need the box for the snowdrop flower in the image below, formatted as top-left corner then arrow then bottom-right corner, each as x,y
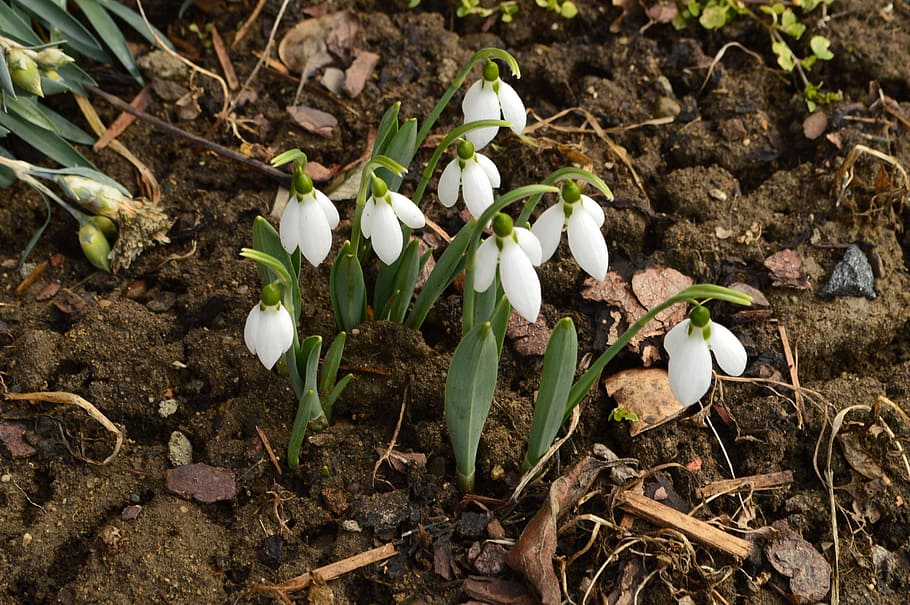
663,306 -> 747,407
279,164 -> 339,266
244,283 -> 295,370
474,213 -> 543,322
438,138 -> 501,217
462,61 -> 526,150
531,181 -> 609,281
361,174 -> 425,265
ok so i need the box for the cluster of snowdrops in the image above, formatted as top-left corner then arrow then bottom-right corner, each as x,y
241,49 -> 752,492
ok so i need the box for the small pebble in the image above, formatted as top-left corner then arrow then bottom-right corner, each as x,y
818,245 -> 877,300
168,431 -> 193,466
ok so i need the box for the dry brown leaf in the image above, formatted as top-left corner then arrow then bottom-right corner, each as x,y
765,526 -> 831,602
278,12 -> 352,77
764,249 -> 810,289
630,267 -> 692,326
344,50 -> 379,97
604,368 -> 685,436
646,2 -> 678,23
507,456 -> 608,604
287,105 -> 337,137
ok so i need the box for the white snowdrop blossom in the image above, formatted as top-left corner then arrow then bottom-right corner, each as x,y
462,60 -> 526,150
438,138 -> 501,217
279,168 -> 340,266
244,283 -> 295,371
361,174 -> 426,265
531,181 -> 609,281
474,213 -> 543,322
663,306 -> 747,407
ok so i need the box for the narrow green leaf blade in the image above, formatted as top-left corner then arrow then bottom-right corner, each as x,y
37,103 -> 95,144
319,331 -> 347,397
73,0 -> 144,83
95,0 -> 175,50
13,0 -> 107,59
0,51 -> 16,97
329,241 -> 367,331
523,318 -> 577,471
0,2 -> 43,45
405,222 -> 473,330
445,321 -> 499,491
0,109 -> 93,167
4,95 -> 59,133
251,216 -> 301,321
385,238 -> 421,323
376,117 -> 416,191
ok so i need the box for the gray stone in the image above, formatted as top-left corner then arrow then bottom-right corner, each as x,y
818,245 -> 876,299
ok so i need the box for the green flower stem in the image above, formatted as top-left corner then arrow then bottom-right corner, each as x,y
565,285 -> 752,419
517,167 -> 614,226
412,118 -> 510,209
413,47 -> 520,149
239,248 -> 294,293
461,235 -> 480,335
348,155 -> 407,254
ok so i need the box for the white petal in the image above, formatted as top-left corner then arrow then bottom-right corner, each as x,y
463,80 -> 500,149
462,161 -> 494,217
244,305 -> 261,355
473,237 -> 499,292
313,189 -> 340,228
279,200 -> 302,253
497,80 -> 527,134
580,194 -> 605,228
438,159 -> 461,207
500,240 -> 541,322
667,335 -> 713,407
567,209 -> 609,281
360,198 -> 375,239
475,153 -> 501,188
389,191 -> 425,229
708,322 -> 747,376
256,305 -> 294,370
663,319 -> 692,356
297,197 -> 333,267
370,201 -> 404,264
531,204 -> 566,263
513,227 -> 542,266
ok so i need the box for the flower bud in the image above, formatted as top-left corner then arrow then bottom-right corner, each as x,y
492,212 -> 513,238
78,222 -> 112,272
60,175 -> 128,217
370,173 -> 389,198
482,60 -> 500,83
292,162 -> 313,198
34,47 -> 74,69
456,138 -> 475,161
6,49 -> 43,97
89,215 -> 117,239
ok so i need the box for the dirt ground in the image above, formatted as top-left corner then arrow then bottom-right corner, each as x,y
2,0 -> 910,603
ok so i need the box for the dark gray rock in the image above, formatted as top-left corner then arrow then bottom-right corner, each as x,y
818,245 -> 876,300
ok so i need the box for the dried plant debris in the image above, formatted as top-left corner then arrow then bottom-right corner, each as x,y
603,367 -> 684,436
818,244 -> 876,299
763,248 -> 810,289
765,521 -> 831,603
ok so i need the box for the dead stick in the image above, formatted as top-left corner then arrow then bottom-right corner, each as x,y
778,325 -> 804,429
696,470 -> 794,500
618,492 -> 753,559
83,83 -> 290,186
252,543 -> 398,594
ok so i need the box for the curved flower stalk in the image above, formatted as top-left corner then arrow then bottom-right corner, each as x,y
474,213 -> 543,322
532,180 -> 609,281
462,60 -> 526,149
279,162 -> 339,266
244,282 -> 295,370
438,138 -> 501,217
361,173 -> 426,265
663,305 -> 747,406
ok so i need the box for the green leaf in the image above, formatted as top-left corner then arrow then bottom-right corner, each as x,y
96,0 -> 175,50
772,40 -> 796,71
810,35 -> 834,60
383,237 -> 421,323
375,117 -> 416,192
0,108 -> 93,167
330,240 -> 367,331
13,0 -> 108,62
405,220 -> 473,330
4,95 -> 59,133
560,2 -> 577,18
488,293 -> 511,356
251,216 -> 301,320
445,321 -> 499,492
0,145 -> 18,187
699,5 -> 728,29
73,0 -> 143,83
373,102 -> 400,159
319,331 -> 347,399
0,52 -> 16,98
38,103 -> 95,144
0,2 -> 43,45
522,318 -> 577,472
779,9 -> 805,39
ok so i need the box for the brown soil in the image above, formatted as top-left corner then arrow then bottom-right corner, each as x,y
2,1 -> 910,603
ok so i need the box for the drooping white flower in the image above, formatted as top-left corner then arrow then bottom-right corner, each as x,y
474,213 -> 543,322
663,307 -> 747,407
244,283 -> 295,370
462,60 -> 526,150
438,138 -> 501,217
361,174 -> 425,265
532,181 -> 609,281
279,168 -> 339,266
